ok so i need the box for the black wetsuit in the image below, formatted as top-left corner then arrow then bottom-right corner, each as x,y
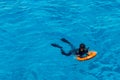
51,38 -> 89,57
60,48 -> 89,57
76,48 -> 88,57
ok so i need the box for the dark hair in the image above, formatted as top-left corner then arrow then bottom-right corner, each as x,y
80,43 -> 86,48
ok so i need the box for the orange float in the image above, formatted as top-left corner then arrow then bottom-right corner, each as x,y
76,51 -> 97,61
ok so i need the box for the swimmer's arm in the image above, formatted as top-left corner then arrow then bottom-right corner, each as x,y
85,47 -> 89,53
87,47 -> 89,51
86,47 -> 89,55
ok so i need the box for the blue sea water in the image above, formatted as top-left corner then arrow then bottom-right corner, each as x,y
0,0 -> 120,80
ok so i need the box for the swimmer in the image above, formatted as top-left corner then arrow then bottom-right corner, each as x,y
51,38 -> 89,57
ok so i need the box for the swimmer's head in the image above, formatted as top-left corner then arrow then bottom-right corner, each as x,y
80,43 -> 86,48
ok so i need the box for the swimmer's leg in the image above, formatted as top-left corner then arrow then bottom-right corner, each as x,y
51,43 -> 62,48
51,43 -> 72,56
61,38 -> 75,50
60,48 -> 72,56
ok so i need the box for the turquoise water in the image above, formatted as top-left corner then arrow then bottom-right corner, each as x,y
0,0 -> 120,80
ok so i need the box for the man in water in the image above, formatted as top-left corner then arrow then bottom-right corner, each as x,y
76,43 -> 89,57
51,38 -> 89,57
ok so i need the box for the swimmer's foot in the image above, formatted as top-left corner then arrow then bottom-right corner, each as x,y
61,38 -> 71,45
51,43 -> 62,48
61,38 -> 75,49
